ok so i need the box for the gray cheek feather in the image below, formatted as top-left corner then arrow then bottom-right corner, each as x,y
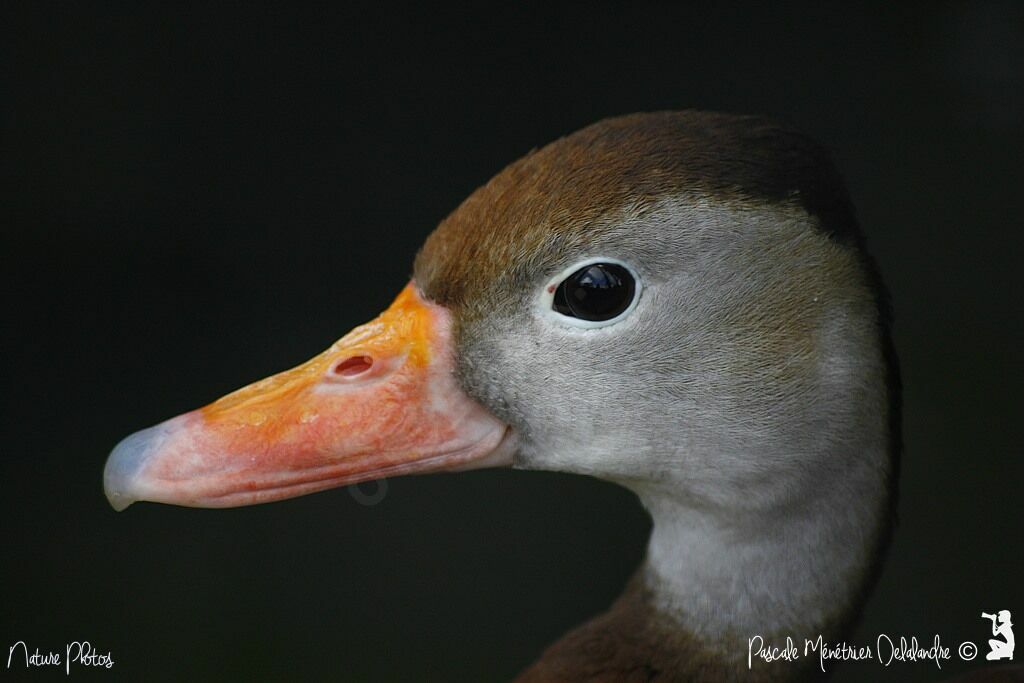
453,196 -> 890,516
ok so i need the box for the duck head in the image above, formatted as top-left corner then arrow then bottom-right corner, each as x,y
105,111 -> 898,646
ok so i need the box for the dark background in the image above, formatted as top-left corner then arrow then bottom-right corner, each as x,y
2,4 -> 1022,682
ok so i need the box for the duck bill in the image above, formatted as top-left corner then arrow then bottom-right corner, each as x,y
103,284 -> 512,511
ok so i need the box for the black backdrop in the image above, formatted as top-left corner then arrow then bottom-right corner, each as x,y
2,4 -> 1022,682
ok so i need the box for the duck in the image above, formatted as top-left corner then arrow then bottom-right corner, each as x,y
104,110 -> 903,681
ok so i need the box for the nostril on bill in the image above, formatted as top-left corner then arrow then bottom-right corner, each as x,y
332,355 -> 374,378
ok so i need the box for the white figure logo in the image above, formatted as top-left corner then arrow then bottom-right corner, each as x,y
981,610 -> 1015,661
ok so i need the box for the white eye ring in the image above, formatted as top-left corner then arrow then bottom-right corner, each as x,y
538,256 -> 643,329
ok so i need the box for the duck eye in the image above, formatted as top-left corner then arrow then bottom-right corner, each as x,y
552,262 -> 636,322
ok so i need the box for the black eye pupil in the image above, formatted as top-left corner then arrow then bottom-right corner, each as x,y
553,263 -> 636,322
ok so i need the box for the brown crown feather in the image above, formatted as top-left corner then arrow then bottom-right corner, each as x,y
414,110 -> 859,313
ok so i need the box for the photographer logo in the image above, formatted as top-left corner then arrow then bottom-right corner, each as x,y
982,610 -> 1014,661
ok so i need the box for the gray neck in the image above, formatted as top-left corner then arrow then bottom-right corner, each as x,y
635,443 -> 891,650
514,460 -> 893,683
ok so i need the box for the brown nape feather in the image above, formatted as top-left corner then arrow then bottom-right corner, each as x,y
414,110 -> 859,316
515,568 -> 829,683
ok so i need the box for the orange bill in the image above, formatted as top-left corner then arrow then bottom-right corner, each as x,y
103,284 -> 513,510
